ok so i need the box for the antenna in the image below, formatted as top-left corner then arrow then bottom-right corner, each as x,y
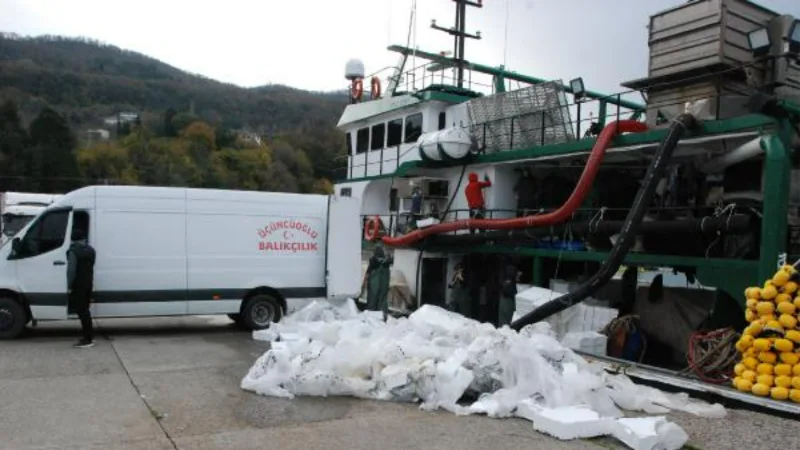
430,0 -> 483,88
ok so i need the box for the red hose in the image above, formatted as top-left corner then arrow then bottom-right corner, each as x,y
382,120 -> 648,247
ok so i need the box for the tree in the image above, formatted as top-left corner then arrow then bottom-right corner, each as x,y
0,100 -> 30,190
171,112 -> 200,134
162,107 -> 177,137
28,107 -> 80,192
76,142 -> 138,185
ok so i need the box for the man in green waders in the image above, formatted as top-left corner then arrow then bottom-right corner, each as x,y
366,243 -> 393,319
447,262 -> 471,317
498,265 -> 518,327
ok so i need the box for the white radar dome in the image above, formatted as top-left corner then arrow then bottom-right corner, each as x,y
345,59 -> 365,80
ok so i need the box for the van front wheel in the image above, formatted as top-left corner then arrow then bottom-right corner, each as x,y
0,297 -> 26,340
241,294 -> 283,330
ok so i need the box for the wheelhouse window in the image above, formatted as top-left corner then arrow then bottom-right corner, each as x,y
438,112 -> 446,130
371,123 -> 385,150
346,132 -> 353,155
387,118 -> 403,147
404,113 -> 423,143
355,127 -> 369,154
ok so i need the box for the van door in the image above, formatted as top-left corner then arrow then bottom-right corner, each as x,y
325,195 -> 362,299
9,208 -> 72,320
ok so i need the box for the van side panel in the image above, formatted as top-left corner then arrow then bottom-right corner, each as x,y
185,189 -> 328,314
92,187 -> 188,316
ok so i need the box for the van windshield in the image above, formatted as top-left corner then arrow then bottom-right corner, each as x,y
2,213 -> 35,237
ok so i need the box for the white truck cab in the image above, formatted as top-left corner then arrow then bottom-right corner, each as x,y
0,192 -> 63,247
0,186 -> 362,339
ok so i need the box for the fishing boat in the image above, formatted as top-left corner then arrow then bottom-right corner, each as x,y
333,0 -> 800,413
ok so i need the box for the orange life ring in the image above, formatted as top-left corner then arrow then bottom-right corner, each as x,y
370,76 -> 381,100
351,78 -> 364,102
364,216 -> 381,241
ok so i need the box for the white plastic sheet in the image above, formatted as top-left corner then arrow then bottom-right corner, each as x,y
242,301 -> 723,449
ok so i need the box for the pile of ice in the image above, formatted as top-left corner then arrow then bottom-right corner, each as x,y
241,300 -> 725,450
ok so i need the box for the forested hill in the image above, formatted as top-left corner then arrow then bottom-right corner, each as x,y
0,33 -> 351,195
0,33 -> 347,131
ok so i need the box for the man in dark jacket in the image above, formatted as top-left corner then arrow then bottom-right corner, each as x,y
67,228 -> 96,348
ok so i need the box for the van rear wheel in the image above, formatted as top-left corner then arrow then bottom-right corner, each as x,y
241,294 -> 283,330
0,297 -> 26,340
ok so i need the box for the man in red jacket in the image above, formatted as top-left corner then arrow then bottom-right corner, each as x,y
465,172 -> 491,228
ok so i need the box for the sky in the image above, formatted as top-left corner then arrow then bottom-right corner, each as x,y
1,0 -> 799,95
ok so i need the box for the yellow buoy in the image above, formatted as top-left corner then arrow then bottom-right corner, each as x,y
734,363 -> 746,376
757,302 -> 775,316
744,357 -> 760,370
790,389 -> 800,403
794,296 -> 800,309
745,347 -> 758,357
764,320 -> 785,334
794,364 -> 800,376
771,386 -> 790,400
736,335 -> 753,351
781,264 -> 797,275
774,339 -> 794,354
746,298 -> 759,310
751,383 -> 771,396
786,330 -> 800,344
779,314 -> 798,330
780,352 -> 800,365
744,309 -> 757,323
777,301 -> 796,315
742,369 -> 757,382
757,374 -> 775,386
746,321 -> 765,337
736,378 -> 753,392
793,377 -> 800,389
776,293 -> 792,305
746,287 -> 762,300
775,375 -> 792,388
775,363 -> 793,376
783,281 -> 799,295
757,363 -> 774,375
773,270 -> 790,287
753,338 -> 771,352
761,285 -> 778,300
759,351 -> 778,364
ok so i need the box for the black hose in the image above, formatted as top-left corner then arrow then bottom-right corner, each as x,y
510,114 -> 697,331
424,214 -> 752,246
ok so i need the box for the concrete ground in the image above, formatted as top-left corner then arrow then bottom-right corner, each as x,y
0,317 -> 798,450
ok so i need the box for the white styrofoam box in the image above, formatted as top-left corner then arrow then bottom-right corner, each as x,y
416,217 -> 439,228
516,400 -> 616,440
611,417 -> 689,450
550,279 -> 579,294
561,331 -> 608,356
514,286 -> 618,337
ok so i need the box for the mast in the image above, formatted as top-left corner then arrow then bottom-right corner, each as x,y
431,0 -> 482,88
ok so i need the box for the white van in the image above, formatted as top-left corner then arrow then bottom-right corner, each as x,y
0,186 -> 362,339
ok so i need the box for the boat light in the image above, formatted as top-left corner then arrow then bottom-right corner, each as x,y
570,77 -> 586,101
789,19 -> 800,54
747,27 -> 771,56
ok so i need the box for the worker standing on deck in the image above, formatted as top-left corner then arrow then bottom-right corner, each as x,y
465,172 -> 491,233
513,168 -> 537,217
498,265 -> 518,327
447,262 -> 470,317
366,242 -> 393,319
